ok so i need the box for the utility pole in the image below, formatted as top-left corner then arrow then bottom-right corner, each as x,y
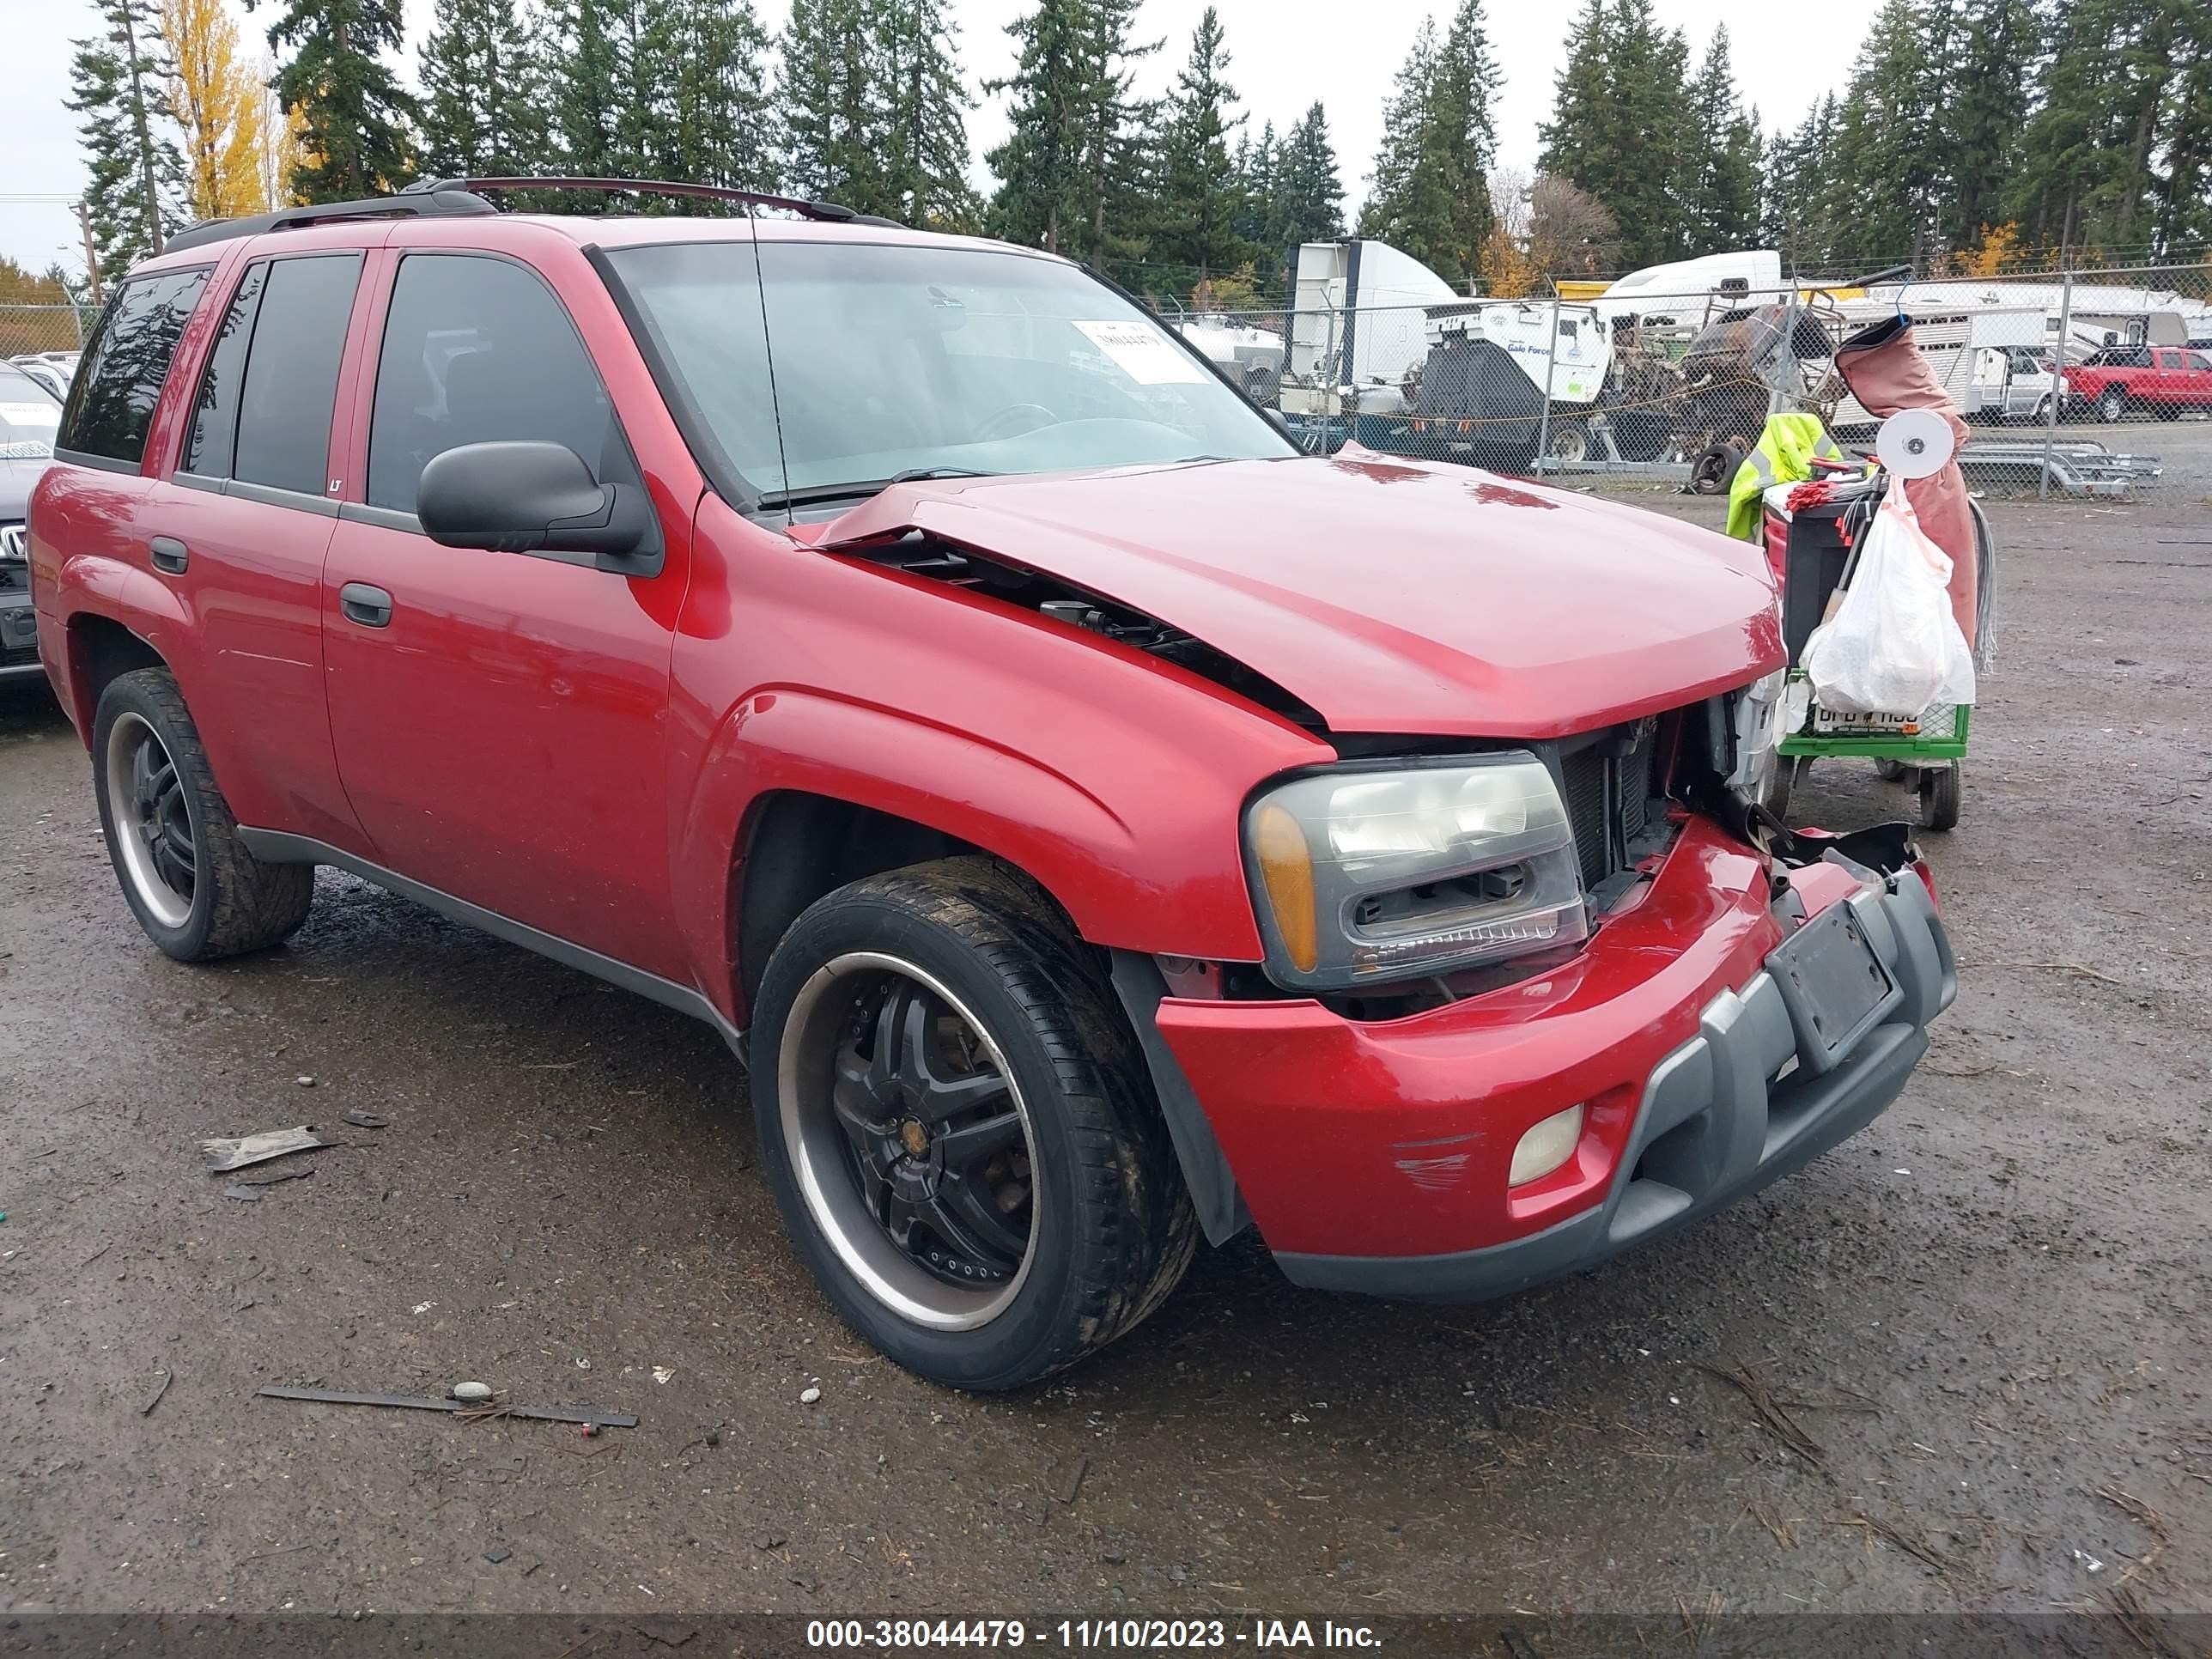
76,200 -> 104,306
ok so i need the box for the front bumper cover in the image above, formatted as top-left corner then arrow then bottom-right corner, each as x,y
1272,865 -> 1954,1299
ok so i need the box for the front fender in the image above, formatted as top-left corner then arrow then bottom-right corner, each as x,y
672,684 -> 1292,1021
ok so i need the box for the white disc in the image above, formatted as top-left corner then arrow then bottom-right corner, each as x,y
1875,407 -> 1955,479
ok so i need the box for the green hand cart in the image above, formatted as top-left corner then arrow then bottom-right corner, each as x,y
1759,483 -> 1991,832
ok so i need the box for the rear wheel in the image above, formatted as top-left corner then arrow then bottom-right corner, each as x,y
1547,421 -> 1592,465
92,668 -> 315,961
750,858 -> 1196,1390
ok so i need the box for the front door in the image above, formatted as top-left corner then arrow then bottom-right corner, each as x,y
321,249 -> 689,979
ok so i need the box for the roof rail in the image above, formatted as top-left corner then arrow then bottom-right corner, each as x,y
406,176 -> 905,228
163,189 -> 497,254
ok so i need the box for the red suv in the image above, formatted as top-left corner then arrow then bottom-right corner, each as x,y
27,181 -> 1955,1389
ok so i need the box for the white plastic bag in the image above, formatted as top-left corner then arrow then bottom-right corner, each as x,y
1800,486 -> 1977,718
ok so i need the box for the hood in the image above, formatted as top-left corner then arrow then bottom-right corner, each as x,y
815,448 -> 1783,738
0,455 -> 52,522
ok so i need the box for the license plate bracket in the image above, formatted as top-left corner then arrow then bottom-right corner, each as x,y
1767,898 -> 1901,1075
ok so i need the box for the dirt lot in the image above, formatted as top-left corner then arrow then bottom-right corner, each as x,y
1,486 -> 2206,1626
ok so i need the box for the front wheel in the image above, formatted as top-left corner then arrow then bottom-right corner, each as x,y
92,668 -> 315,961
2099,387 -> 2128,423
750,858 -> 1196,1389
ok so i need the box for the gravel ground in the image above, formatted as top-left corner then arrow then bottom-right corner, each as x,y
1,491 -> 2206,1625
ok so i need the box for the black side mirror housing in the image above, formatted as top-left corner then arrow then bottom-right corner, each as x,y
416,441 -> 659,569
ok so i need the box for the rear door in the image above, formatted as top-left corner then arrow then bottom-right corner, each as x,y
320,246 -> 690,977
137,248 -> 370,843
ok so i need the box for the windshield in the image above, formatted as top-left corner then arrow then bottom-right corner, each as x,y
606,239 -> 1291,503
0,365 -> 61,459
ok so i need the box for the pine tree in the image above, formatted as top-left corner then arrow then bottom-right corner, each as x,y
1826,0 -> 1953,265
1150,8 -> 1252,279
250,0 -> 416,201
1943,0 -> 2039,251
606,0 -> 678,193
779,0 -> 885,210
877,0 -> 978,228
1361,2 -> 1501,287
986,0 -> 1157,267
542,0 -> 618,179
1537,0 -> 1690,269
2155,4 -> 2212,251
1680,29 -> 1759,256
68,0 -> 184,271
1423,0 -> 1503,280
1232,121 -> 1275,247
660,0 -> 774,195
417,0 -> 545,179
1358,18 -> 1437,246
1275,103 -> 1345,246
2009,0 -> 2191,258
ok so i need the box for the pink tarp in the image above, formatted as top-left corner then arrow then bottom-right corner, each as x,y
1835,320 -> 1978,645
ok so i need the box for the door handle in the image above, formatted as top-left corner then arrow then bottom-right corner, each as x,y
339,582 -> 393,628
149,536 -> 188,574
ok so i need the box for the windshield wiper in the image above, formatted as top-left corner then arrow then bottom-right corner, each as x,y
753,466 -> 996,512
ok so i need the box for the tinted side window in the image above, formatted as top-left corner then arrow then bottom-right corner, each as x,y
184,264 -> 269,478
234,254 -> 362,495
368,254 -> 635,514
2188,352 -> 2212,374
58,268 -> 211,465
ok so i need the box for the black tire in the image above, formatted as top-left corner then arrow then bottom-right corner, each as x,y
750,857 -> 1197,1390
91,667 -> 315,962
2099,387 -> 2127,423
1689,441 -> 1746,495
1918,761 -> 1961,833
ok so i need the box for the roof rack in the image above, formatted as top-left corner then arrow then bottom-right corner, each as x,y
161,176 -> 904,257
406,176 -> 905,228
163,189 -> 497,254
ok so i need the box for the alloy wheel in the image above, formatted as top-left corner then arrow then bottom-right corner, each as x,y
105,711 -> 196,928
778,953 -> 1039,1330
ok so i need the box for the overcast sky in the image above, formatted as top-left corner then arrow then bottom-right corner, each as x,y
2,0 -> 1855,279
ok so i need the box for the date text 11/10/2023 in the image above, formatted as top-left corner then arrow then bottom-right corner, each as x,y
805,1620 -> 1384,1649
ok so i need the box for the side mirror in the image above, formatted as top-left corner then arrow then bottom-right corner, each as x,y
1263,406 -> 1293,439
416,441 -> 657,564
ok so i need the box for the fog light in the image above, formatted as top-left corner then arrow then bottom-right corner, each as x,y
1509,1103 -> 1585,1187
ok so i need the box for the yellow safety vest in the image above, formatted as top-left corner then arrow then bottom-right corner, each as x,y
1727,413 -> 1847,541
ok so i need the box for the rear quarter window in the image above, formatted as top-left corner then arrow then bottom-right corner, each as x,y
58,268 -> 212,467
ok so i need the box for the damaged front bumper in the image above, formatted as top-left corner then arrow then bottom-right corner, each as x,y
1131,816 -> 1955,1302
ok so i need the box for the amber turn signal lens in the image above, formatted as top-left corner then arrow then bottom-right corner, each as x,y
1252,803 -> 1319,973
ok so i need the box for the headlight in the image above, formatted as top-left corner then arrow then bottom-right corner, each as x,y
1243,754 -> 1589,991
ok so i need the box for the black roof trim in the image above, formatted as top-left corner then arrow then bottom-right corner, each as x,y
163,189 -> 498,253
406,176 -> 904,228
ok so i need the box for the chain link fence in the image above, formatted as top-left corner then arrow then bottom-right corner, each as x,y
1172,261 -> 2212,502
0,304 -> 98,359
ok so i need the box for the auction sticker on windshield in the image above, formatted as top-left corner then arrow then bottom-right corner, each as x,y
1073,319 -> 1209,386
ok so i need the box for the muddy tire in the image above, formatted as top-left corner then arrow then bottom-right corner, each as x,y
750,857 -> 1197,1390
91,667 -> 315,962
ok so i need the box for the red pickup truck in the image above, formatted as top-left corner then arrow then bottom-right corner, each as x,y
2066,343 -> 2212,422
27,180 -> 1954,1389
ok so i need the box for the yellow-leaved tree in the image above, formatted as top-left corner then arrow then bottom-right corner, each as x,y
163,0 -> 269,218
